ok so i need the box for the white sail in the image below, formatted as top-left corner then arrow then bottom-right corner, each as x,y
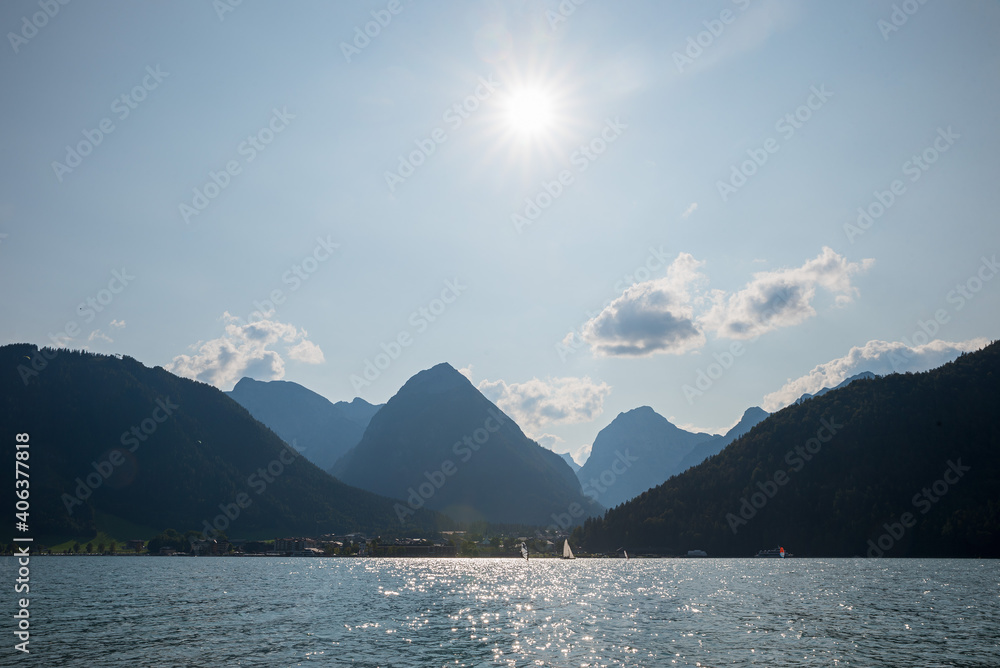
562,540 -> 575,559
624,550 -> 628,560
520,542 -> 528,561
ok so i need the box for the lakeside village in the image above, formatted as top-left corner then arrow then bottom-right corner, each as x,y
2,529 -> 627,559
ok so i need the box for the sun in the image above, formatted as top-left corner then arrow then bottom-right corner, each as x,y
504,87 -> 555,136
475,66 -> 585,175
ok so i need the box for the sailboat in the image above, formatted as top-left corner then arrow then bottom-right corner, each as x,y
561,539 -> 575,560
520,542 -> 529,561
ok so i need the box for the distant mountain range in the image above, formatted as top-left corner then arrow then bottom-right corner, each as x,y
7,336 -> 997,558
577,342 -> 1000,558
332,363 -> 603,526
0,344 -> 445,542
795,371 -> 877,404
227,377 -> 381,471
560,453 -> 581,473
674,406 -> 771,475
576,406 -> 769,509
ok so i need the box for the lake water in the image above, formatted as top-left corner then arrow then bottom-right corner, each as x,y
3,556 -> 998,666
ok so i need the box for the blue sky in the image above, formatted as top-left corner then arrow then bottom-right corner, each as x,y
2,1 -> 998,464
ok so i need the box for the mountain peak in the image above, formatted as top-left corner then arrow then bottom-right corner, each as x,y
615,405 -> 671,425
578,405 -> 712,508
795,371 -> 877,405
622,405 -> 658,417
232,376 -> 257,390
333,361 -> 600,525
227,376 -> 381,471
723,406 -> 770,441
397,362 -> 471,396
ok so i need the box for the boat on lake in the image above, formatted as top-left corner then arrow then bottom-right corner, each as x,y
755,546 -> 791,558
561,540 -> 575,559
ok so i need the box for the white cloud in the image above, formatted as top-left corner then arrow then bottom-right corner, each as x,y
681,202 -> 698,219
567,445 -> 590,466
287,339 -> 325,364
477,375 -> 612,431
87,330 -> 113,344
762,338 -> 989,411
166,312 -> 325,389
109,319 -> 126,329
532,432 -> 564,450
570,247 -> 874,360
456,365 -> 474,382
669,418 -> 727,437
701,247 -> 873,340
580,252 -> 707,357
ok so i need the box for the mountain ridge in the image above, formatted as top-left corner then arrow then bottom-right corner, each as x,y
794,371 -> 877,405
227,376 -> 381,472
1,344 -> 445,541
576,405 -> 768,509
333,362 -> 602,527
577,342 -> 1000,557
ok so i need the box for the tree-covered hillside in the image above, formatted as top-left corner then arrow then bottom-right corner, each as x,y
1,344 -> 448,541
577,341 -> 1000,557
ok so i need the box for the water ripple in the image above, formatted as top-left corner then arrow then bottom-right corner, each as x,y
1,557 -> 997,667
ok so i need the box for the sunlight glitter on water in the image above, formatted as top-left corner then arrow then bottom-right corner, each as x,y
3,556 -> 998,666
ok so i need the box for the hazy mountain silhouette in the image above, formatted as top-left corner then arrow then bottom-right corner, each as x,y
332,363 -> 602,526
227,377 -> 381,471
560,452 -> 581,473
575,407 -> 714,509
578,342 -> 1000,557
675,406 -> 770,473
575,406 -> 769,509
794,371 -> 877,405
0,344 -> 445,542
